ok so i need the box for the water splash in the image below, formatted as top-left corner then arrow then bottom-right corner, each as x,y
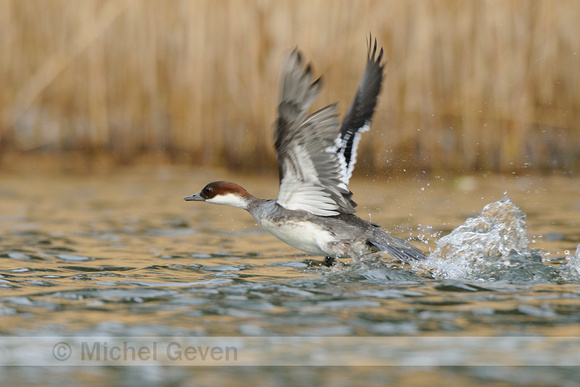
561,244 -> 580,281
421,196 -> 559,281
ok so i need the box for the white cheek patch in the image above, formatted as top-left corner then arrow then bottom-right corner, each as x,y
206,193 -> 249,209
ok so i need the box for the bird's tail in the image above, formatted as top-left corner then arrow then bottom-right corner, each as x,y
368,231 -> 427,262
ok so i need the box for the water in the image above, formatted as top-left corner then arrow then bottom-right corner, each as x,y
1,167 -> 580,385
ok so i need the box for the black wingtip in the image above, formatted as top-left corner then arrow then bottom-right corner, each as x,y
289,47 -> 302,66
312,75 -> 323,89
367,34 -> 385,67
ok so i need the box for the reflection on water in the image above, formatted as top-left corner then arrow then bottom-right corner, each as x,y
1,167 -> 580,385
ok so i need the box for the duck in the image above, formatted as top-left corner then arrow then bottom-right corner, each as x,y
185,38 -> 427,266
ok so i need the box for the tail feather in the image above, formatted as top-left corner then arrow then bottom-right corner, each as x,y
369,235 -> 427,262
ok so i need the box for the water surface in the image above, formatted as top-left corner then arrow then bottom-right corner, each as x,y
1,167 -> 579,385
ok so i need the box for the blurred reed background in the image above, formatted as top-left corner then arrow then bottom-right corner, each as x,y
1,0 -> 579,174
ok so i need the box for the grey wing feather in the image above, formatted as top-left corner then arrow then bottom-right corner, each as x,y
275,49 -> 356,216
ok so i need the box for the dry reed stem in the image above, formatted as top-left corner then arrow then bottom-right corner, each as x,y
1,0 -> 579,173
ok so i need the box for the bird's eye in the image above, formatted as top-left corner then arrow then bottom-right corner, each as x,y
203,186 -> 212,196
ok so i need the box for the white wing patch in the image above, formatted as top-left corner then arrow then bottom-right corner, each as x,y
342,121 -> 370,184
278,182 -> 340,216
327,121 -> 370,186
277,144 -> 341,216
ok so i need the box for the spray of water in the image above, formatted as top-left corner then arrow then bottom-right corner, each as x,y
418,195 -> 569,282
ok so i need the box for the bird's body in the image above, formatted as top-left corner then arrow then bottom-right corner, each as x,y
185,39 -> 427,264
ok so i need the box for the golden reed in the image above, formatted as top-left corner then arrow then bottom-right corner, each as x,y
1,0 -> 579,173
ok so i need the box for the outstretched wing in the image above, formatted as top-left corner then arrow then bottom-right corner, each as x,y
274,49 -> 355,216
331,37 -> 385,186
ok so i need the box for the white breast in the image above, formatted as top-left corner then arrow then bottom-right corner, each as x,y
258,219 -> 335,256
